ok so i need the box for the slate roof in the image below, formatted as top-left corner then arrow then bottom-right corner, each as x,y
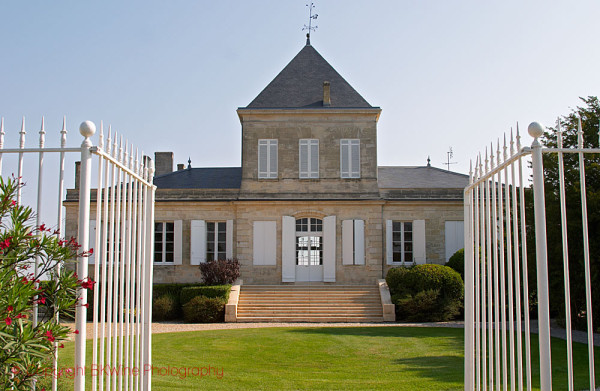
378,166 -> 469,189
153,167 -> 242,189
243,44 -> 373,109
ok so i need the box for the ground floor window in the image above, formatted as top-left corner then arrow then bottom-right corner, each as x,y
207,222 -> 227,261
296,218 -> 323,266
155,222 -> 174,263
392,221 -> 413,264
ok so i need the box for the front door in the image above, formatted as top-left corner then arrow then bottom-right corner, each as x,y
295,218 -> 324,282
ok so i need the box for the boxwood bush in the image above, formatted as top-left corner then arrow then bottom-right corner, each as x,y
386,264 -> 464,322
445,248 -> 464,279
152,294 -> 179,321
183,296 -> 227,323
180,285 -> 231,306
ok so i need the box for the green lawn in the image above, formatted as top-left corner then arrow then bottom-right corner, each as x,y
40,326 -> 600,390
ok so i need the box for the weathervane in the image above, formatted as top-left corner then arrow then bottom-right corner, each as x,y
302,2 -> 318,44
444,147 -> 457,171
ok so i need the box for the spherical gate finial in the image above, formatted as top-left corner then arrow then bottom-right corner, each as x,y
528,122 -> 545,139
79,120 -> 96,138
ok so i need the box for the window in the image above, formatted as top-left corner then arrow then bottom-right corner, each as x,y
206,222 -> 227,261
299,139 -> 319,178
155,222 -> 174,263
392,221 -> 413,264
295,218 -> 323,266
258,139 -> 278,179
340,139 -> 360,178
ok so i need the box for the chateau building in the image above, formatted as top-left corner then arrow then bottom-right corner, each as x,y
66,40 -> 468,286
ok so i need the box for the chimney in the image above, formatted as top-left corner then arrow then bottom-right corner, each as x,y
177,163 -> 185,171
74,161 -> 81,189
323,81 -> 331,107
154,152 -> 173,176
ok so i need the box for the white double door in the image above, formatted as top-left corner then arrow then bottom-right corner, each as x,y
295,235 -> 324,282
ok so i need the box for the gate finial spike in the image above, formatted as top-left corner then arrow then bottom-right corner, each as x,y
19,116 -> 26,149
60,116 -> 67,148
135,148 -> 139,175
469,160 -> 473,183
503,133 -> 507,160
107,125 -> 112,155
485,147 -> 489,172
516,122 -> 521,150
113,131 -> 119,158
576,116 -> 582,147
0,117 -> 4,149
557,118 -> 563,149
489,143 -> 494,168
129,144 -> 134,169
98,121 -> 104,149
510,128 -> 515,154
496,138 -> 501,165
39,116 -> 45,148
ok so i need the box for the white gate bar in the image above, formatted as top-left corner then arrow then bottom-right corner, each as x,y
0,117 -> 5,174
474,157 -> 481,391
503,135 -> 515,391
509,130 -> 524,391
516,127 -> 532,391
486,150 -> 495,390
33,117 -> 46,327
17,117 -> 25,205
464,161 -> 475,391
74,121 -> 96,391
111,135 -> 123,391
117,140 -> 129,391
556,121 -> 574,391
135,154 -> 144,391
480,154 -> 488,391
528,122 -> 552,391
577,117 -> 595,391
491,144 -> 501,391
123,145 -> 134,391
92,122 -> 105,391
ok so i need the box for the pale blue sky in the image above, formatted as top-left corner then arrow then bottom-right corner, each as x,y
1,1 -> 599,177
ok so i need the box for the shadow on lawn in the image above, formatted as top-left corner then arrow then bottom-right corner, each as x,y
393,355 -> 464,386
288,326 -> 465,339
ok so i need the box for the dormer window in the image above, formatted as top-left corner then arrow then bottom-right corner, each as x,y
340,139 -> 360,178
299,139 -> 319,178
258,139 -> 278,179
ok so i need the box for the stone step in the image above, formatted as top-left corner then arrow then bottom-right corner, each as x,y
236,316 -> 385,323
237,310 -> 383,316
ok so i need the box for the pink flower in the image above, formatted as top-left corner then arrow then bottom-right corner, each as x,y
45,330 -> 55,342
58,343 -> 64,349
0,238 -> 11,249
6,305 -> 13,312
74,329 -> 79,335
10,200 -> 16,207
39,224 -> 47,231
81,278 -> 96,290
83,303 -> 89,308
37,297 -> 46,305
5,317 -> 12,326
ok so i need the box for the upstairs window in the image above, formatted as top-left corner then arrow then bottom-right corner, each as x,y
299,139 -> 319,178
258,139 -> 278,179
340,139 -> 360,178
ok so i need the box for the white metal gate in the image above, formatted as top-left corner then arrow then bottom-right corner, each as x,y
464,120 -> 597,391
0,117 -> 156,391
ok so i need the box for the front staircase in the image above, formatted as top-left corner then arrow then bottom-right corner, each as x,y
236,285 -> 384,322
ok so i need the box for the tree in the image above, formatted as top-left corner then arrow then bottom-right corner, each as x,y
0,177 -> 92,389
536,96 -> 600,330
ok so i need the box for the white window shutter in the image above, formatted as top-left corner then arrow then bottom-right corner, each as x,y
310,140 -> 319,178
386,219 -> 393,265
340,140 -> 349,178
226,219 -> 234,259
413,219 -> 426,264
89,220 -> 97,264
299,140 -> 309,178
445,221 -> 464,262
190,220 -> 206,265
258,141 -> 268,178
281,216 -> 295,282
323,216 -> 336,282
342,219 -> 354,265
269,140 -> 278,178
353,219 -> 365,265
173,220 -> 183,265
253,221 -> 276,266
350,140 -> 360,178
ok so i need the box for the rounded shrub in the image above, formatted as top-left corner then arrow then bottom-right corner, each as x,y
152,294 -> 179,321
183,296 -> 226,323
445,248 -> 464,279
404,264 -> 463,301
385,267 -> 409,296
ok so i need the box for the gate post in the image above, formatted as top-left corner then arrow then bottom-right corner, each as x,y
464,164 -> 475,391
529,121 -> 552,390
74,120 -> 96,391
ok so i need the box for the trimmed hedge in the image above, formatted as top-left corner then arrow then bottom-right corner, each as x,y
183,296 -> 227,323
386,264 -> 464,322
180,285 -> 231,306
